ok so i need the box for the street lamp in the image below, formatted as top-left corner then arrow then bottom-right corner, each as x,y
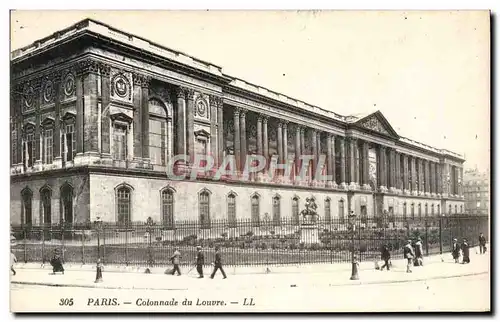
94,215 -> 103,260
146,217 -> 154,267
348,210 -> 359,280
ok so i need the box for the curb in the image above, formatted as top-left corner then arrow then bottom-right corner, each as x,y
11,271 -> 488,291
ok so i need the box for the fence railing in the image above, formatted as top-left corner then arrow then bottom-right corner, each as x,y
10,215 -> 488,267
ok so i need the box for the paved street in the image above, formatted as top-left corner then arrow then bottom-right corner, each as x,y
10,250 -> 490,312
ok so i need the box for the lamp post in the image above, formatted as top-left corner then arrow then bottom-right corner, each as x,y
146,217 -> 154,267
94,215 -> 103,260
348,210 -> 359,280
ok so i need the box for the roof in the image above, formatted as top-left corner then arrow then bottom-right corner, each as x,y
11,18 -> 465,161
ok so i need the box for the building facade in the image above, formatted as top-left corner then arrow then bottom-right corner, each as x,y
10,19 -> 465,227
463,168 -> 489,216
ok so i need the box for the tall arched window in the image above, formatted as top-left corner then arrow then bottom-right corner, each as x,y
23,124 -> 36,168
60,184 -> 73,224
21,188 -> 33,226
227,192 -> 237,227
199,189 -> 211,229
41,119 -> 54,164
161,188 -> 175,229
339,199 -> 345,224
448,205 -> 452,215
454,205 -> 458,214
431,204 -> 435,216
324,198 -> 331,223
40,186 -> 52,225
292,197 -> 299,225
116,185 -> 132,226
460,205 -> 463,213
425,203 -> 428,217
251,194 -> 260,227
418,203 -> 422,220
149,98 -> 170,167
272,195 -> 281,224
403,202 -> 407,220
61,115 -> 76,163
437,204 -> 441,215
411,203 -> 415,220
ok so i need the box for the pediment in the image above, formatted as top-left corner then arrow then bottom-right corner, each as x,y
109,105 -> 133,123
194,129 -> 210,138
354,111 -> 399,138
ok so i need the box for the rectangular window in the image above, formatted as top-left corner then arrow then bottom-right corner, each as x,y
149,119 -> 166,166
113,125 -> 127,161
64,123 -> 76,162
360,205 -> 367,224
44,129 -> 53,164
324,200 -> 331,223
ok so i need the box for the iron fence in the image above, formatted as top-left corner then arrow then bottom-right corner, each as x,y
10,215 -> 488,267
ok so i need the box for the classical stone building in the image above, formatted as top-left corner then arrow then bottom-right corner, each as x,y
10,19 -> 465,227
463,168 -> 489,216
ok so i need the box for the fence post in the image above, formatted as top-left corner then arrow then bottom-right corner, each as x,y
23,227 -> 27,263
81,228 -> 85,265
102,225 -> 106,265
125,225 -> 129,266
439,216 -> 443,255
61,224 -> 65,263
41,226 -> 46,264
424,217 -> 429,256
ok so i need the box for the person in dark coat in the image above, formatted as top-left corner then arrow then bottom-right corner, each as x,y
452,238 -> 460,263
479,233 -> 487,254
414,237 -> 424,266
461,238 -> 470,264
170,248 -> 182,276
195,246 -> 204,278
50,248 -> 64,274
210,246 -> 227,279
380,245 -> 391,271
403,240 -> 415,273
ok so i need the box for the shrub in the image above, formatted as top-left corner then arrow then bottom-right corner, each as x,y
246,231 -> 254,237
310,243 -> 320,251
261,243 -> 268,250
299,242 -> 305,250
289,243 -> 297,250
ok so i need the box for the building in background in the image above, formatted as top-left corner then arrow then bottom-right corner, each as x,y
10,19 -> 466,228
463,168 -> 489,216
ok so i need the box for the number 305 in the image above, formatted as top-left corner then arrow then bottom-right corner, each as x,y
59,298 -> 74,306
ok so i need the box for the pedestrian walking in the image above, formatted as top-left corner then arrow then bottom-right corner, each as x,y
50,248 -> 64,274
479,233 -> 487,254
210,246 -> 227,279
461,238 -> 470,264
403,240 -> 415,273
170,248 -> 182,276
195,246 -> 204,278
414,237 -> 424,266
452,238 -> 460,263
10,251 -> 17,276
380,244 -> 391,271
94,258 -> 103,283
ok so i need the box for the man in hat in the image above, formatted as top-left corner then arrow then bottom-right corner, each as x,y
50,248 -> 65,274
452,238 -> 460,263
479,233 -> 487,254
195,246 -> 205,278
461,238 -> 470,264
380,244 -> 391,271
210,246 -> 227,279
170,247 -> 182,276
414,237 -> 424,266
403,240 -> 414,273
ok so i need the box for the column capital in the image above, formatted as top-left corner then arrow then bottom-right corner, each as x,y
327,132 -> 336,139
261,114 -> 269,123
209,94 -> 223,108
132,73 -> 151,87
175,87 -> 186,100
277,122 -> 283,129
76,58 -> 100,75
184,88 -> 195,100
98,62 -> 111,77
299,126 -> 305,134
239,109 -> 247,118
346,136 -> 358,143
282,120 -> 289,129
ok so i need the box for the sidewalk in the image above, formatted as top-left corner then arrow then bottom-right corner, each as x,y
10,247 -> 489,291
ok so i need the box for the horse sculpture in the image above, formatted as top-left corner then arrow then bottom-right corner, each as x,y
300,197 -> 319,224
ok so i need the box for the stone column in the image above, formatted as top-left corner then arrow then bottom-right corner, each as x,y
387,148 -> 394,191
175,88 -> 186,156
141,77 -> 150,161
429,162 -> 434,195
436,163 -> 443,195
217,100 -> 224,167
132,78 -> 143,160
354,140 -> 360,186
424,160 -> 430,195
282,121 -> 288,164
53,73 -> 62,167
300,127 -> 306,178
311,129 -> 317,180
277,122 -> 283,166
209,95 -> 218,166
331,134 -> 337,186
233,108 -> 241,172
348,137 -> 357,188
394,152 -> 401,192
410,156 -> 417,195
239,109 -> 247,171
378,145 -> 387,191
295,125 -> 301,178
257,115 -> 263,156
454,166 -> 460,196
339,137 -> 346,188
459,166 -> 464,197
262,116 -> 269,166
442,163 -> 449,196
419,159 -> 425,194
327,134 -> 333,185
361,141 -> 369,189
100,64 -> 111,156
185,88 -> 195,163
403,154 -> 409,193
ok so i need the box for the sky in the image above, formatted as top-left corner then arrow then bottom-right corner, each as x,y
10,10 -> 490,171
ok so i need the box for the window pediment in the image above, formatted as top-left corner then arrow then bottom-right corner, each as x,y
194,129 -> 210,139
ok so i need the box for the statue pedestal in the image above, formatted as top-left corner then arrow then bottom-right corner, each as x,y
299,223 -> 320,245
